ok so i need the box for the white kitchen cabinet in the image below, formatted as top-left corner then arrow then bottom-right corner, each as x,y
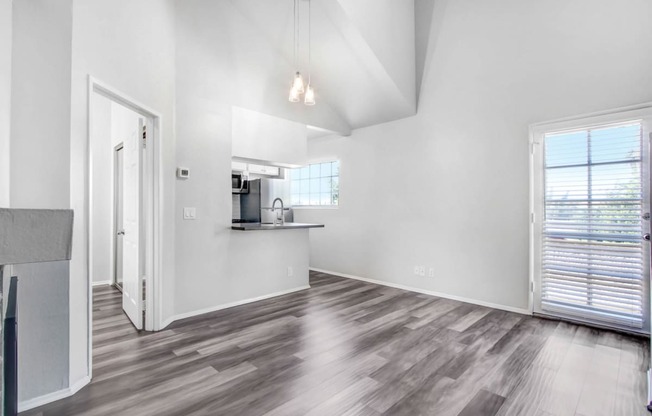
231,161 -> 247,172
248,164 -> 279,176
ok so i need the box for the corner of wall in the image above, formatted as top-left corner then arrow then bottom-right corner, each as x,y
0,0 -> 12,207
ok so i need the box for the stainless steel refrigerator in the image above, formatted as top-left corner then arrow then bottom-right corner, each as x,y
240,178 -> 293,223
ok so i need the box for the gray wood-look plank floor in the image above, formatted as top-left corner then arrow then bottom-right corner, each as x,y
22,271 -> 650,416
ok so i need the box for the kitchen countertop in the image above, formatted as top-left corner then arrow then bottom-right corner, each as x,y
231,222 -> 325,231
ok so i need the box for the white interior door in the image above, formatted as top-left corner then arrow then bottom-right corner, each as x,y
122,118 -> 144,330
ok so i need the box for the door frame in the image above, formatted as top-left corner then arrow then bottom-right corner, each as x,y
113,142 -> 124,292
88,76 -> 164,375
529,102 -> 652,334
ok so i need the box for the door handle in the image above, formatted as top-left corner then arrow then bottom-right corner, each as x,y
643,233 -> 650,241
117,230 -> 125,236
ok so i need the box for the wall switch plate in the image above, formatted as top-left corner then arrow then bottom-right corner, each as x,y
183,207 -> 196,220
428,268 -> 435,278
287,266 -> 293,277
419,266 -> 426,276
414,266 -> 420,275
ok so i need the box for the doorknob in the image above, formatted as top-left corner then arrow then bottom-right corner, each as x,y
117,230 -> 125,236
644,212 -> 650,220
643,233 -> 650,241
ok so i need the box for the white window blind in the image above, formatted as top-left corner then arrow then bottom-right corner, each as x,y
542,121 -> 646,328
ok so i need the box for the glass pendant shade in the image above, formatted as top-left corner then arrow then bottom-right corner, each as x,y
288,86 -> 300,102
304,84 -> 315,106
292,72 -> 305,94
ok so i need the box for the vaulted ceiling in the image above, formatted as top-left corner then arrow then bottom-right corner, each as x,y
177,0 -> 425,136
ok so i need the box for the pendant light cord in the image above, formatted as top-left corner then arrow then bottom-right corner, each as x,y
296,0 -> 300,71
308,0 -> 311,84
293,0 -> 297,69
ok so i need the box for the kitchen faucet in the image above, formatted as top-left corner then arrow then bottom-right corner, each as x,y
272,198 -> 285,226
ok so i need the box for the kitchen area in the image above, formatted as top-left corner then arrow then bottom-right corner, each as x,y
229,105 -> 325,233
212,106 -> 325,305
231,161 -> 324,231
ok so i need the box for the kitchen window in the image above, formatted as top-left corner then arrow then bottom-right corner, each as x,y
290,161 -> 339,207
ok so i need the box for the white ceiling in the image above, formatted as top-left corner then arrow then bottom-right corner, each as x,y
177,0 -> 419,136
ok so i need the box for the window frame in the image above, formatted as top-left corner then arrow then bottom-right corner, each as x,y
529,103 -> 652,334
290,159 -> 341,209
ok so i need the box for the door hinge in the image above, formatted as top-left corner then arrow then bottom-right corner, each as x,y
530,281 -> 535,293
142,126 -> 147,149
530,212 -> 535,223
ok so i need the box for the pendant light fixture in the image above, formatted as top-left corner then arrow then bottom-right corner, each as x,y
289,0 -> 303,100
303,0 -> 315,106
288,84 -> 301,102
303,84 -> 315,106
288,0 -> 315,106
293,73 -> 305,94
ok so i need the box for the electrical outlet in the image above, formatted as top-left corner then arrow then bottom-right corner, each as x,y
287,266 -> 293,277
414,266 -> 420,275
419,266 -> 426,276
428,268 -> 435,278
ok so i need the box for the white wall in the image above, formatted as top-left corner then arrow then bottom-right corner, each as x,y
10,0 -> 73,402
173,3 -> 311,319
296,0 -> 652,312
9,0 -> 176,404
172,0 -> 354,136
232,107 -> 307,167
91,97 -> 141,285
0,0 -> 11,207
69,0 -> 177,395
173,102 -> 311,318
90,95 -> 112,285
336,0 -> 415,106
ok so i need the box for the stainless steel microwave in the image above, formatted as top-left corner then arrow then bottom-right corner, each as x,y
232,172 -> 249,194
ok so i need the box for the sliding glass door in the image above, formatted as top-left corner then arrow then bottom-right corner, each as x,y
532,108 -> 652,333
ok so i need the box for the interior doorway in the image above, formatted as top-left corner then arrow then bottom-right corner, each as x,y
88,77 -> 163,373
90,96 -> 148,331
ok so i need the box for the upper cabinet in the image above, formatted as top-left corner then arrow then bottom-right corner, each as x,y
247,164 -> 280,176
231,160 -> 281,177
231,107 -> 307,167
231,161 -> 247,172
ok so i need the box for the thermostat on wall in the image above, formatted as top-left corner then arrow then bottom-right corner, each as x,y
177,167 -> 190,179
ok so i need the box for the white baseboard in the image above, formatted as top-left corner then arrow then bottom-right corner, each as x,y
310,268 -> 530,315
18,375 -> 91,412
92,280 -> 112,287
160,285 -> 311,329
